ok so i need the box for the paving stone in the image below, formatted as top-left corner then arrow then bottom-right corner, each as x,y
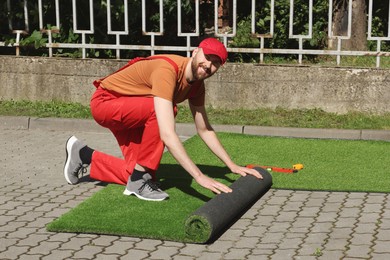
275,211 -> 299,222
270,249 -> 296,259
58,237 -> 91,251
305,198 -> 326,207
373,241 -> 390,253
16,234 -> 50,247
278,237 -> 303,249
149,246 -> 180,259
311,222 -> 333,233
46,232 -> 76,242
334,217 -> 357,228
27,241 -> 62,255
97,254 -> 125,260
319,250 -> 345,259
223,248 -> 251,259
298,207 -> 321,217
0,238 -> 18,252
343,198 -> 364,208
353,223 -> 377,234
18,254 -> 43,260
206,240 -> 234,253
134,239 -> 163,251
370,253 -> 390,260
362,203 -> 383,213
297,244 -> 324,256
324,238 -> 349,250
304,233 -> 328,244
349,233 -> 374,245
289,192 -> 311,202
338,208 -> 361,218
359,212 -> 381,223
282,201 -> 304,212
345,244 -> 371,258
0,215 -> 17,226
72,245 -> 104,259
243,225 -> 267,237
91,235 -> 120,246
376,229 -> 390,241
316,211 -> 338,222
234,236 -> 260,249
41,250 -> 74,260
103,240 -> 133,255
229,218 -> 251,230
326,193 -> 347,203
267,221 -> 291,233
365,194 -> 386,204
259,232 -> 285,244
7,227 -> 39,239
198,251 -> 224,260
327,228 -> 354,239
172,255 -> 196,260
178,244 -> 206,257
218,228 -> 243,241
251,215 -> 275,226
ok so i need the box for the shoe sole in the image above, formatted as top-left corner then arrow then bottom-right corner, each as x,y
123,189 -> 168,201
64,135 -> 78,185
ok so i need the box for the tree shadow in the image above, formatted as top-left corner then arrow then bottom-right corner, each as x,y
156,164 -> 236,202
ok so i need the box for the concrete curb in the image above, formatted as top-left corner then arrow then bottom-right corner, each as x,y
1,115 -> 390,141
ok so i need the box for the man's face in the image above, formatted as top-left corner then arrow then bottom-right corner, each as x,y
191,48 -> 222,81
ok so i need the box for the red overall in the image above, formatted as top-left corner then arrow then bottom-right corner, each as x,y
89,57 -> 179,185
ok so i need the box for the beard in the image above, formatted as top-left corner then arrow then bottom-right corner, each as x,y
190,58 -> 211,82
191,58 -> 201,81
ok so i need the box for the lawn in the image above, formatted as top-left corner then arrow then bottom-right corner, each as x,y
47,133 -> 390,243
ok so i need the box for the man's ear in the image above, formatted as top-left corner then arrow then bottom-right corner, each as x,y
192,47 -> 199,57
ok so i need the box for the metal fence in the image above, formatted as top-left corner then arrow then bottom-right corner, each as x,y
1,0 -> 390,67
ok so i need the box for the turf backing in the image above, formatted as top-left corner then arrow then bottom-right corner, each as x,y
47,133 -> 390,243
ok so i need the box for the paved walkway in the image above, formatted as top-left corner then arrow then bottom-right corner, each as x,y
1,117 -> 390,259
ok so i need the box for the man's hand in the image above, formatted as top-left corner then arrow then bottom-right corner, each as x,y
194,174 -> 232,194
230,164 -> 263,179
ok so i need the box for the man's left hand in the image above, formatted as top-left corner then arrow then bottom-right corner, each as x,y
230,165 -> 263,179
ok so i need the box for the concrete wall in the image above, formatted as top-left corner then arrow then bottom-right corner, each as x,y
1,56 -> 389,114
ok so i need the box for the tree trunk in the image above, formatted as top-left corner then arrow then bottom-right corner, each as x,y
329,0 -> 367,51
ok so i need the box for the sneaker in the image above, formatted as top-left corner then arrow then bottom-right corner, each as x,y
64,136 -> 89,185
123,173 -> 169,201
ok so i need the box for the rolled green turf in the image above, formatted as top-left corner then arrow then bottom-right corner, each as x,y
184,167 -> 272,243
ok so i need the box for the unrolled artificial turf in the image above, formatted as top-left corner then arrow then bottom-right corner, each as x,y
47,133 -> 390,243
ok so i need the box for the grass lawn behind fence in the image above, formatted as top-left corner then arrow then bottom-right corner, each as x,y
1,100 -> 390,130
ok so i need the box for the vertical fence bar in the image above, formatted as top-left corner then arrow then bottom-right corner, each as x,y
107,0 -> 129,59
7,0 -> 30,56
142,0 -> 164,55
177,0 -> 199,57
251,0 -> 275,64
328,0 -> 353,66
38,0 -> 61,57
289,0 -> 313,64
214,0 -> 237,46
72,0 -> 94,59
368,0 -> 390,68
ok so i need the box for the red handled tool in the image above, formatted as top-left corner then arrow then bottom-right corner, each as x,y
246,164 -> 302,174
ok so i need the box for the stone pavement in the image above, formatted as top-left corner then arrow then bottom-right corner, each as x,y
1,116 -> 390,260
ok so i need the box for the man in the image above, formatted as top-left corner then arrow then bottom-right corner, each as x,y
64,38 -> 262,201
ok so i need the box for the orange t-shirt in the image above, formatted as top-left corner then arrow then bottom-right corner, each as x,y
99,55 -> 205,106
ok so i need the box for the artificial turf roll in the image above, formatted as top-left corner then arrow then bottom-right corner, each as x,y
184,167 -> 272,243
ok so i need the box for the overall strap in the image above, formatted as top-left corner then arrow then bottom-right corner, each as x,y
93,56 -> 179,88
